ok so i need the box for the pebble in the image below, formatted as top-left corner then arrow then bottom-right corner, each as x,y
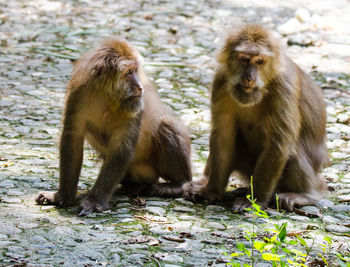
330,204 -> 350,213
206,205 -> 226,212
325,224 -> 350,233
112,254 -> 121,264
173,206 -> 196,213
317,199 -> 335,208
168,222 -> 192,232
278,18 -> 302,35
289,215 -> 311,222
17,222 -> 39,229
1,197 -> 22,203
146,201 -> 170,207
299,206 -> 320,217
145,206 -> 166,216
175,198 -> 194,206
0,180 -> 15,188
207,222 -> 226,230
178,215 -> 196,220
322,215 -> 341,223
295,8 -> 311,23
191,226 -> 210,233
31,235 -> 48,243
0,225 -> 22,235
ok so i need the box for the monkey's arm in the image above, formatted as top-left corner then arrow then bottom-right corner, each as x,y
36,92 -> 86,207
199,84 -> 237,200
79,115 -> 142,216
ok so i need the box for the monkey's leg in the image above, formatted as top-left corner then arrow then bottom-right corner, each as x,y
36,130 -> 84,207
232,141 -> 289,213
122,163 -> 159,196
151,119 -> 192,197
274,154 -> 324,211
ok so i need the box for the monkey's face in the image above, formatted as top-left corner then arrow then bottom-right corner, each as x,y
115,67 -> 144,113
226,52 -> 270,107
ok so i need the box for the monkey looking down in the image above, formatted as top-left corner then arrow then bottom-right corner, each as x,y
185,24 -> 328,212
36,38 -> 192,215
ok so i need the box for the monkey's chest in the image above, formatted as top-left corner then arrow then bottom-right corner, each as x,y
85,122 -> 125,157
239,123 -> 265,153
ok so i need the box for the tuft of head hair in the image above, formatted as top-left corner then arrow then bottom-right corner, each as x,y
88,37 -> 139,77
218,24 -> 280,64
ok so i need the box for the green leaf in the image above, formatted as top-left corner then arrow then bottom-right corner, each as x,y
278,222 -> 287,243
281,247 -> 291,255
318,253 -> 329,266
296,235 -> 307,247
253,241 -> 266,251
324,235 -> 332,244
237,242 -> 245,251
230,252 -> 243,258
261,253 -> 282,261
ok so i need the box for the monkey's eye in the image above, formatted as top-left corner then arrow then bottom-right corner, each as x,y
239,56 -> 250,63
255,59 -> 264,65
125,69 -> 133,76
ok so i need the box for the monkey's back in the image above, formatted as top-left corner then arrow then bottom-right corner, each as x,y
296,64 -> 329,172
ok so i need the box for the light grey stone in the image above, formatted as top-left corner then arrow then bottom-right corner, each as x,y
330,204 -> 350,212
145,206 -> 166,216
173,206 -> 196,213
326,224 -> 350,233
206,205 -> 225,212
0,225 -> 22,235
322,215 -> 341,223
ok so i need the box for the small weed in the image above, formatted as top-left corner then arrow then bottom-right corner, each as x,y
224,177 -> 349,267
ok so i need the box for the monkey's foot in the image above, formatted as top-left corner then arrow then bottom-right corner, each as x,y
232,197 -> 267,214
36,192 -> 76,207
183,182 -> 221,202
231,197 -> 252,213
79,197 -> 109,216
35,192 -> 57,205
276,192 -> 316,212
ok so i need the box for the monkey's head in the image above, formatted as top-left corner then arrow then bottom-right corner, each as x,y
218,25 -> 282,106
89,38 -> 144,113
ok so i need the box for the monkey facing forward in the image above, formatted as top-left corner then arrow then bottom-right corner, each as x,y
185,24 -> 328,212
36,38 -> 192,215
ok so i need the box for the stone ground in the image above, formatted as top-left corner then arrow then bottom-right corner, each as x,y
0,0 -> 350,266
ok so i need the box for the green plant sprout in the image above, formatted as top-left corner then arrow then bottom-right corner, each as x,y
223,176 -> 349,267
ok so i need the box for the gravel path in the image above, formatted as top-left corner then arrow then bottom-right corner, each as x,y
0,0 -> 349,266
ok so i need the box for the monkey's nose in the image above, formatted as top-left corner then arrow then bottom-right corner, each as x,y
244,79 -> 255,88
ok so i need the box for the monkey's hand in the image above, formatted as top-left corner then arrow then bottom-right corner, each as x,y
79,196 -> 110,216
35,191 -> 75,207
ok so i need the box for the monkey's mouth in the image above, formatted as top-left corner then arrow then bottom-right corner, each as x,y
237,84 -> 256,94
128,95 -> 142,101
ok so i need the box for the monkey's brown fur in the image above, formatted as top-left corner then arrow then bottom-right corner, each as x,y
36,38 -> 192,215
185,25 -> 328,212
